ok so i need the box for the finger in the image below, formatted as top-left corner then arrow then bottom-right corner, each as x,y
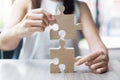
94,67 -> 108,74
31,8 -> 55,21
90,62 -> 106,70
85,61 -> 89,66
24,20 -> 46,28
29,27 -> 45,32
25,13 -> 49,26
76,51 -> 101,65
86,55 -> 103,66
87,53 -> 108,66
92,52 -> 107,63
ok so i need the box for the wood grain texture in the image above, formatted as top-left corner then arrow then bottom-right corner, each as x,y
50,40 -> 75,73
50,6 -> 82,40
49,5 -> 82,73
0,60 -> 120,80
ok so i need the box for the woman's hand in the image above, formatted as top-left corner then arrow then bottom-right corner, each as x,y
76,49 -> 109,74
14,8 -> 55,38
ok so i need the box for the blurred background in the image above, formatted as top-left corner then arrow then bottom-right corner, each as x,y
0,0 -> 120,59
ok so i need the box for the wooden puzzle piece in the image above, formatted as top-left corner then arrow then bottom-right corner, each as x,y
50,40 -> 75,73
50,6 -> 82,40
49,6 -> 82,73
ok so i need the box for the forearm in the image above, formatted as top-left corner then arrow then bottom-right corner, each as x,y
0,28 -> 21,51
82,24 -> 106,52
76,2 -> 109,74
0,0 -> 29,51
78,2 -> 107,52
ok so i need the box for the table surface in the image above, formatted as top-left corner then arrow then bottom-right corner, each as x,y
0,60 -> 120,80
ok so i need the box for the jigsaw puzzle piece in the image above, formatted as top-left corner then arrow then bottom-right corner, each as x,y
50,40 -> 75,73
50,6 -> 82,40
50,48 -> 75,73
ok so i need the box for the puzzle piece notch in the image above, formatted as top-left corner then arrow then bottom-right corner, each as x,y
58,30 -> 66,40
50,6 -> 82,40
50,40 -> 76,73
51,58 -> 59,65
58,64 -> 66,73
51,24 -> 59,31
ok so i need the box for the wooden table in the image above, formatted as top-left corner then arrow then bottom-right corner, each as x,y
0,60 -> 120,80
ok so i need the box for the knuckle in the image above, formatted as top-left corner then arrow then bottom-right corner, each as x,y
102,55 -> 108,62
91,65 -> 96,70
100,49 -> 108,55
102,62 -> 106,65
101,62 -> 106,67
40,20 -> 43,23
95,50 -> 100,53
26,28 -> 31,32
97,50 -> 101,53
40,20 -> 45,27
28,10 -> 33,13
40,27 -> 44,32
88,62 -> 92,66
102,55 -> 106,60
98,67 -> 107,74
24,20 -> 30,25
85,62 -> 90,66
25,13 -> 31,19
98,50 -> 103,55
39,8 -> 45,12
89,54 -> 95,59
47,13 -> 52,17
40,14 -> 45,18
95,50 -> 104,55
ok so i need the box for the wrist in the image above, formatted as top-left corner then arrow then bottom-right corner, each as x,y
89,41 -> 107,53
10,27 -> 22,40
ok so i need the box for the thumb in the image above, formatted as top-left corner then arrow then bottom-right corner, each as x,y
42,10 -> 55,21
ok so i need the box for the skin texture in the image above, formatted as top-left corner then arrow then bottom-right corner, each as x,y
0,0 -> 109,74
76,2 -> 109,74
